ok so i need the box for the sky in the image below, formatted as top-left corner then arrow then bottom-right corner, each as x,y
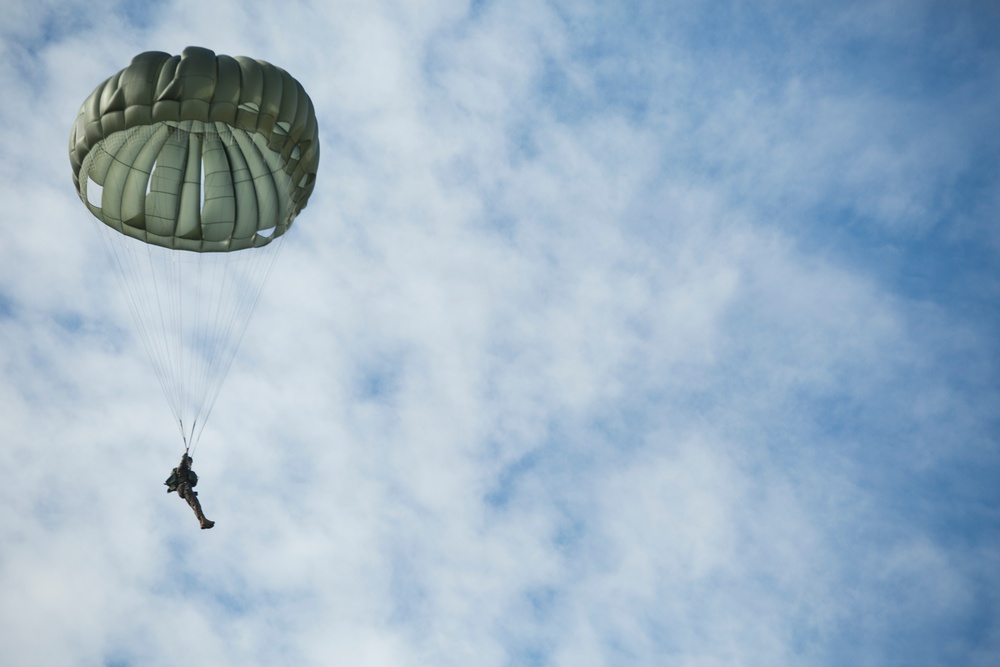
1,0 -> 998,665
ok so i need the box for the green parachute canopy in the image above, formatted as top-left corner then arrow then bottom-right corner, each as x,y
69,47 -> 320,449
70,46 -> 319,252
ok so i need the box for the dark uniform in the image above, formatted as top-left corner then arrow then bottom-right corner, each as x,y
165,454 -> 215,529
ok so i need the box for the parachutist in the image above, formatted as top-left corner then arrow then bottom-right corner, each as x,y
164,453 -> 215,529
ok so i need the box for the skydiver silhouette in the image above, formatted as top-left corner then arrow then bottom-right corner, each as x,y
164,453 -> 215,529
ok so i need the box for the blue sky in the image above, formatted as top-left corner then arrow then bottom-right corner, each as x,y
0,1 -> 998,666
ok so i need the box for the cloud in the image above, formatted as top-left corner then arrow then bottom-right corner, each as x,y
0,1 -> 997,666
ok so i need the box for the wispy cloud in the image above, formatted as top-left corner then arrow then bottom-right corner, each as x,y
0,1 -> 997,666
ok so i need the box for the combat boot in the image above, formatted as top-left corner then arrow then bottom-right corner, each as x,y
191,500 -> 214,529
181,486 -> 214,529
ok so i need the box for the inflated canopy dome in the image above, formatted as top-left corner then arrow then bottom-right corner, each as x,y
69,46 -> 319,252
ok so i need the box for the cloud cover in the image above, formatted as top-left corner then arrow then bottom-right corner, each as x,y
1,1 -> 998,665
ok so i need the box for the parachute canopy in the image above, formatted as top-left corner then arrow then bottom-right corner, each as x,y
69,47 -> 320,449
69,46 -> 319,252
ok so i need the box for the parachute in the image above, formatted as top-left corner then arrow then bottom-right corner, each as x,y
69,47 -> 320,451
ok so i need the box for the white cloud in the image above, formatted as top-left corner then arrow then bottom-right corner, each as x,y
0,1 -> 997,665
